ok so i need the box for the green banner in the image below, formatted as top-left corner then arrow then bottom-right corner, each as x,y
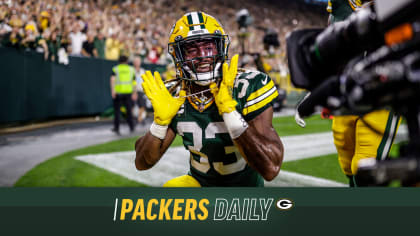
0,47 -> 166,124
0,188 -> 418,235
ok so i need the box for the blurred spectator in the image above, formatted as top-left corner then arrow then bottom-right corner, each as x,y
105,32 -> 120,60
146,46 -> 160,64
60,28 -> 72,54
69,23 -> 86,56
8,12 -> 23,28
0,0 -> 326,67
21,23 -> 46,57
2,26 -> 22,48
118,32 -> 130,59
136,39 -> 148,61
81,30 -> 96,57
133,56 -> 147,124
38,10 -> 50,33
38,28 -> 50,60
94,29 -> 106,59
47,28 -> 61,61
20,22 -> 49,60
0,4 -> 8,24
0,17 -> 12,37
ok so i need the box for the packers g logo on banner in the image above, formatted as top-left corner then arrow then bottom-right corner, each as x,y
276,199 -> 294,210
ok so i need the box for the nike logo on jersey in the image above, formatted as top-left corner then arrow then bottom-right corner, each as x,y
177,104 -> 185,115
261,75 -> 268,85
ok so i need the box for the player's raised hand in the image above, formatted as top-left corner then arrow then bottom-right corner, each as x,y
210,54 -> 239,115
142,71 -> 185,125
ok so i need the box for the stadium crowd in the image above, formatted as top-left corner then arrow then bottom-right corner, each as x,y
0,0 -> 325,65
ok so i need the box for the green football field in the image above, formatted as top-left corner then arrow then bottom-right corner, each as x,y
14,115 -> 401,187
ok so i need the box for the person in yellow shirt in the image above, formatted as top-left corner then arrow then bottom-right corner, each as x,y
8,13 -> 23,29
105,32 -> 120,60
39,11 -> 50,32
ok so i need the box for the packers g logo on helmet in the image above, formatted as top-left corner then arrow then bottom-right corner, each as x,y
168,11 -> 230,86
348,0 -> 373,11
348,0 -> 362,10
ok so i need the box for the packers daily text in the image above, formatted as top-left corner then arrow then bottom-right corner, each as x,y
117,198 -> 275,221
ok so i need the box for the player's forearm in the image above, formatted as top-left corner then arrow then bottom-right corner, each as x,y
134,133 -> 165,170
221,109 -> 283,180
233,125 -> 284,181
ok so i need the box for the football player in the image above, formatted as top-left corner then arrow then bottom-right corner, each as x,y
135,12 -> 284,187
327,0 -> 401,186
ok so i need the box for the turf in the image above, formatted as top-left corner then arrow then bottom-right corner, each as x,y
15,137 -> 145,187
273,115 -> 333,136
15,114 -> 335,187
281,153 -> 348,184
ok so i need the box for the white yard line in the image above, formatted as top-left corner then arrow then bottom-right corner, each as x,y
76,132 -> 341,187
76,150 -> 188,187
75,126 -> 408,187
273,108 -> 296,117
76,149 -> 347,187
282,132 -> 336,161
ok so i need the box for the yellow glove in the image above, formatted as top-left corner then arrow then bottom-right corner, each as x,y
141,71 -> 185,126
210,54 -> 239,115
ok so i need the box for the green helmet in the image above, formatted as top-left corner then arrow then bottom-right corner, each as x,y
327,0 -> 373,23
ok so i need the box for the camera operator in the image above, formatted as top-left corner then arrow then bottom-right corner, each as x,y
260,27 -> 286,112
236,9 -> 253,56
330,0 -> 402,187
263,27 -> 280,56
289,0 -> 420,186
308,0 -> 401,187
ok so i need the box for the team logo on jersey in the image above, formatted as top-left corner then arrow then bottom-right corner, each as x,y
177,104 -> 185,115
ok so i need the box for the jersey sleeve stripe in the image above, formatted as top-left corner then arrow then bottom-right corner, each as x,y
246,79 -> 275,102
242,89 -> 278,115
245,81 -> 276,107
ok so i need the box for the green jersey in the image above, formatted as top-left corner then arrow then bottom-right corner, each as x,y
169,70 -> 279,187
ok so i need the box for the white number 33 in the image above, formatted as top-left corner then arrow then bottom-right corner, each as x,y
177,121 -> 246,175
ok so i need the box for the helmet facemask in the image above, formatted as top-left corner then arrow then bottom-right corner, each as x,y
167,11 -> 230,111
169,34 -> 230,86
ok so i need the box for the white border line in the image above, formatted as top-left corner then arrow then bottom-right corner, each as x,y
113,198 -> 118,221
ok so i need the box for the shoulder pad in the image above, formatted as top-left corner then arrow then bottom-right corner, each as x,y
233,70 -> 278,120
236,69 -> 266,81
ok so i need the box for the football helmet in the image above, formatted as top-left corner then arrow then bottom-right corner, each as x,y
348,0 -> 374,11
168,11 -> 230,86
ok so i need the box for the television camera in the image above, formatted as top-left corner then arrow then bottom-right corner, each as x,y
286,0 -> 420,186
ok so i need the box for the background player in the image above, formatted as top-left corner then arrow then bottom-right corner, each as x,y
327,0 -> 401,187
